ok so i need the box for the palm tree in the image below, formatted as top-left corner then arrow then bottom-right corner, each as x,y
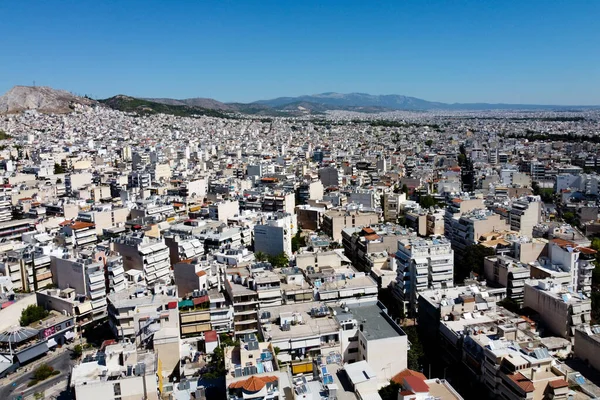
255,251 -> 267,262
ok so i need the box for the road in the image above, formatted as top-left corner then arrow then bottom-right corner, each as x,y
0,351 -> 73,400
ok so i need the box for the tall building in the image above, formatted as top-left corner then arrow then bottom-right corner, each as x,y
253,213 -> 297,257
114,233 -> 172,286
392,236 -> 454,315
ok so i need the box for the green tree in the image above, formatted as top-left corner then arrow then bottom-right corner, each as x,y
268,253 -> 289,268
291,231 -> 306,253
425,139 -> 433,147
72,344 -> 83,359
401,184 -> 409,194
404,326 -> 425,371
20,304 -> 49,326
254,251 -> 267,262
455,244 -> 495,283
379,380 -> 402,400
562,211 -> 576,226
418,195 -> 437,208
54,163 -> 65,174
32,364 -> 54,381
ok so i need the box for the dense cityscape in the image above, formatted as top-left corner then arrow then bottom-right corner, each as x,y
0,89 -> 598,400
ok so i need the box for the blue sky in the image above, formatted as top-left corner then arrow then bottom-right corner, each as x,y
1,0 -> 598,104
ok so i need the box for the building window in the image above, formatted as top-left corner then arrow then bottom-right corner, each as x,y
114,382 -> 121,396
349,348 -> 358,353
348,336 -> 358,342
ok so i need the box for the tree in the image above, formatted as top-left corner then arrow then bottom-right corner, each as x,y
32,364 -> 55,382
404,326 -> 425,371
455,244 -> 495,283
54,163 -> 65,174
254,251 -> 267,262
425,139 -> 433,147
401,184 -> 409,194
268,253 -> 289,268
418,195 -> 437,209
291,231 -> 306,253
562,211 -> 576,226
20,304 -> 49,326
379,380 -> 402,400
72,344 -> 83,359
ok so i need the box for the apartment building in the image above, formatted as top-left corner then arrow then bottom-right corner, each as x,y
509,197 -> 542,237
209,200 -> 239,222
523,279 -> 591,340
107,284 -> 178,343
547,238 -> 596,294
71,343 -> 159,400
335,301 -> 409,386
483,255 -> 530,302
51,253 -> 108,320
392,236 -> 454,315
113,233 -> 172,286
60,220 -> 98,248
253,213 -> 296,257
322,209 -> 380,242
447,209 -> 510,255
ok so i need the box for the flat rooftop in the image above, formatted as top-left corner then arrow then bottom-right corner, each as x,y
263,302 -> 339,342
335,302 -> 405,341
426,379 -> 464,400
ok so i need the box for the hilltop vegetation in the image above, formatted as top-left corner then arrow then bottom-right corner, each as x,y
99,95 -> 231,119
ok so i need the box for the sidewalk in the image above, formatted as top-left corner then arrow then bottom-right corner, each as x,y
0,344 -> 73,387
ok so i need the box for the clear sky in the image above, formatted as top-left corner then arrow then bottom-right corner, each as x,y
1,0 -> 599,104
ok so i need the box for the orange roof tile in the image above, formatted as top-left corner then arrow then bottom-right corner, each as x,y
391,369 -> 427,384
70,221 -> 95,230
548,379 -> 569,389
196,271 -> 207,277
508,372 -> 535,393
229,375 -> 277,392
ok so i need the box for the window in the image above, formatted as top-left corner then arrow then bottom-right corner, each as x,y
349,348 -> 358,353
114,382 -> 121,396
348,336 -> 358,342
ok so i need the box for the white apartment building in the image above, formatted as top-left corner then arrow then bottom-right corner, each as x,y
509,196 -> 542,237
253,213 -> 297,257
107,284 -> 178,342
209,200 -> 239,222
114,233 -> 172,286
392,236 -> 454,315
71,343 -> 159,400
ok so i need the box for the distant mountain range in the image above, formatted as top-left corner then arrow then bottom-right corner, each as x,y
252,92 -> 598,111
1,86 -> 597,116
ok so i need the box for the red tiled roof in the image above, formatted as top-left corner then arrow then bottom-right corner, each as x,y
548,379 -> 569,389
391,369 -> 427,384
71,221 -> 94,230
205,330 -> 218,343
196,271 -> 207,277
508,372 -> 535,393
193,295 -> 209,305
167,301 -> 178,310
403,376 -> 429,393
229,375 -> 277,391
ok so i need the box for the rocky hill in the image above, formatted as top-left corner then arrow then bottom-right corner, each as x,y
0,86 -> 95,114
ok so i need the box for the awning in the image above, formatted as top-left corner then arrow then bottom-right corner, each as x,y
65,331 -> 75,340
47,338 -> 57,348
16,342 -> 49,364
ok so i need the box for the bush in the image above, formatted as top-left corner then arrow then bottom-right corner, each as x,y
33,364 -> 54,382
20,305 -> 49,326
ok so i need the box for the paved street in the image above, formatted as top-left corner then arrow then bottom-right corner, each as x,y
0,351 -> 73,400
